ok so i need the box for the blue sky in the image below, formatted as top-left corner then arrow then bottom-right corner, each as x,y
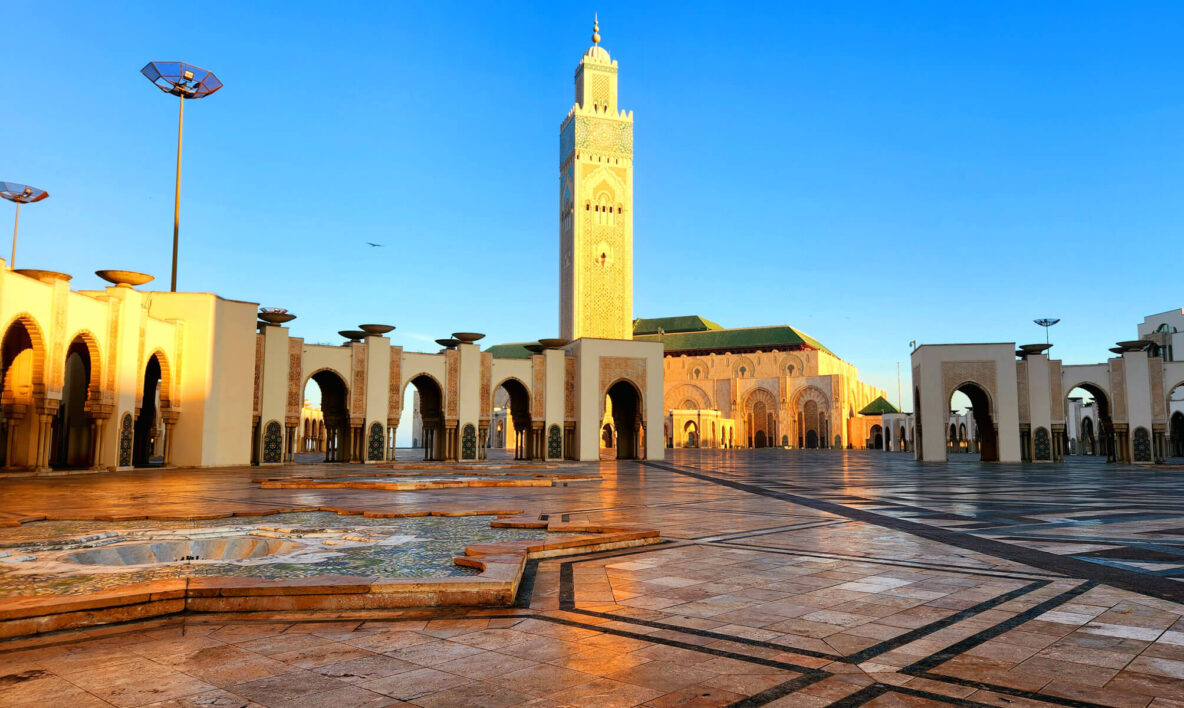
5,2 -> 1183,414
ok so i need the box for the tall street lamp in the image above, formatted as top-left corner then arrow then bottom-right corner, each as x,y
0,182 -> 49,270
140,61 -> 223,292
1034,318 -> 1061,346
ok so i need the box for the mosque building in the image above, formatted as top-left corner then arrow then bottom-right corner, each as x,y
634,316 -> 892,450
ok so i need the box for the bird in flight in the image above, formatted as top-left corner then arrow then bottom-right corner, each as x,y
366,242 -> 384,247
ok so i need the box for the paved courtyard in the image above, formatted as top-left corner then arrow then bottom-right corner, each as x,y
2,450 -> 1183,707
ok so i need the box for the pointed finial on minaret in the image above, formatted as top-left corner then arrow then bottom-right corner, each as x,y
592,13 -> 600,44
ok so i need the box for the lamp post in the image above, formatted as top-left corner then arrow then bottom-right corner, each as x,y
1034,318 -> 1060,346
0,183 -> 49,270
140,62 -> 223,292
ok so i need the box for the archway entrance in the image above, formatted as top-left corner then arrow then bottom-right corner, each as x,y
1066,384 -> 1114,462
744,389 -> 777,449
602,424 -> 614,448
801,400 -> 822,448
305,370 -> 350,462
684,420 -> 698,448
913,388 -> 923,459
51,337 -> 95,469
749,401 -> 773,448
133,354 -> 167,467
607,380 -> 642,460
1079,416 -> 1096,455
1,318 -> 43,469
1168,382 -> 1184,462
1170,411 -> 1184,460
950,383 -> 997,461
870,424 -> 883,450
495,379 -> 533,460
409,375 -> 443,461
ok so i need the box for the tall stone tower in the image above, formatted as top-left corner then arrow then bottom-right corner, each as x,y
559,17 -> 634,341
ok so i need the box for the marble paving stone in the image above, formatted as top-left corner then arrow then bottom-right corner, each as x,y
4,450 -> 1184,706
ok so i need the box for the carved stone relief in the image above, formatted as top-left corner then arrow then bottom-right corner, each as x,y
350,343 -> 367,418
941,361 -> 998,413
286,338 -> 303,420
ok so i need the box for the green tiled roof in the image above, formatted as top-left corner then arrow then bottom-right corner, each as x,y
634,324 -> 838,359
633,316 -> 722,336
484,343 -> 534,359
859,396 -> 900,415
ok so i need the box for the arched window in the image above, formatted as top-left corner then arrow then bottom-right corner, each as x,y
595,193 -> 615,226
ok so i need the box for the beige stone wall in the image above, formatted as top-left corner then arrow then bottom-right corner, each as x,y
0,267 -> 255,471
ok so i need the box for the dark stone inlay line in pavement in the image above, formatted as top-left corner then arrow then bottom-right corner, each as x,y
824,683 -> 1003,708
691,518 -> 850,542
529,607 -> 830,675
646,460 -> 1184,604
841,580 -> 1049,665
712,539 -> 1061,581
721,673 -> 832,708
552,539 -> 1049,666
899,581 -> 1105,708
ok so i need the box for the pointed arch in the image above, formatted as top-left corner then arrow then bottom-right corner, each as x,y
732,356 -> 756,379
65,329 -> 103,400
791,385 -> 829,411
141,348 -> 173,410
780,354 -> 805,377
1,313 -> 48,396
583,163 -> 628,201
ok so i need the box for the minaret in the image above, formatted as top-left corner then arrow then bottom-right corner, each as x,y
559,16 -> 634,341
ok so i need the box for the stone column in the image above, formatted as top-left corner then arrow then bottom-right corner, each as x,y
530,423 -> 543,460
89,418 -> 103,470
162,412 -> 179,467
448,423 -> 459,461
34,399 -> 59,473
3,407 -> 22,469
638,419 -> 647,460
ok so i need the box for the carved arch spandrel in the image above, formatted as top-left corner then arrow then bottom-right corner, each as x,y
941,361 -> 997,414
791,385 -> 829,412
664,383 -> 711,411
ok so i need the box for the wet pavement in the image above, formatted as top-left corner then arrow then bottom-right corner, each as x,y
1,449 -> 1183,707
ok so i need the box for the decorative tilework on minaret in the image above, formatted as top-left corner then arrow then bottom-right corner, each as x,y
559,16 -> 634,341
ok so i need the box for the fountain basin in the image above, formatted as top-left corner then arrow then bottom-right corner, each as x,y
64,538 -> 302,566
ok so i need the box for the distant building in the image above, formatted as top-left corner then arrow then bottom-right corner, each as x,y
634,316 -> 890,449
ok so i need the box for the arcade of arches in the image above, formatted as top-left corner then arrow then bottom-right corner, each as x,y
912,334 -> 1184,464
1,266 -> 665,471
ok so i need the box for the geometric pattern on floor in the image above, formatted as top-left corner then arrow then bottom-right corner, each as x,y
1,449 -> 1182,707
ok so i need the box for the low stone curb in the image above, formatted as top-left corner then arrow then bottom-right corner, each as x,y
0,509 -> 658,641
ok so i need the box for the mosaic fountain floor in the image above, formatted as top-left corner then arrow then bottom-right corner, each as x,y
0,512 -> 565,596
255,469 -> 601,491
